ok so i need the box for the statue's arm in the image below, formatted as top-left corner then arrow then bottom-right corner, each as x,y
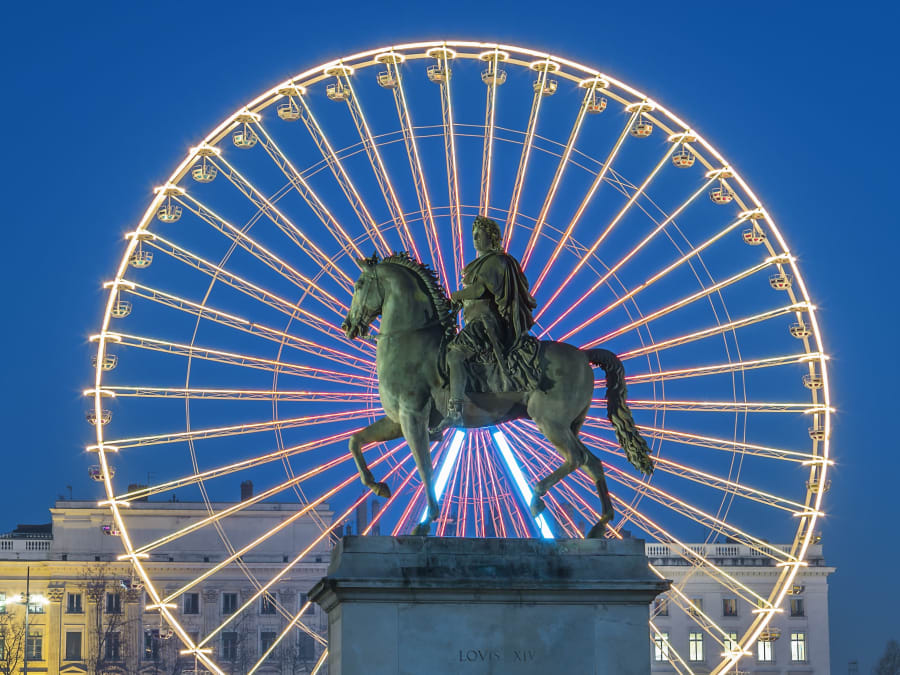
450,281 -> 485,303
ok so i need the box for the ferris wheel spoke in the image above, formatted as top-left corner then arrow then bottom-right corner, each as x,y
381,54 -> 450,288
521,80 -> 601,270
582,417 -> 814,463
542,214 -> 756,341
581,259 -> 791,348
174,441 -> 414,614
622,399 -> 829,414
328,68 -> 423,262
614,352 -> 824,387
534,141 -> 679,328
132,446 -> 367,554
102,385 -> 377,404
363,445 -> 427,535
503,61 -> 555,249
115,427 -> 360,502
107,408 -> 376,450
646,566 -> 732,650
248,119 -> 366,260
121,281 -> 373,372
531,108 -> 640,293
616,304 -> 808,362
283,89 -> 392,256
107,332 -> 375,389
428,49 -> 464,281
602,466 -> 794,562
174,191 -> 352,311
479,49 -> 505,216
580,431 -> 807,513
202,157 -> 355,292
144,234 -> 373,357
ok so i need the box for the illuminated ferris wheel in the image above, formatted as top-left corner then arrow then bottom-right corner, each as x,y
87,41 -> 832,674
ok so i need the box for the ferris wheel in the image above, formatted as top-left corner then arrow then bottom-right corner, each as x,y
87,41 -> 832,675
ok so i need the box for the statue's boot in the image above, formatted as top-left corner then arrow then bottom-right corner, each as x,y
430,399 -> 465,435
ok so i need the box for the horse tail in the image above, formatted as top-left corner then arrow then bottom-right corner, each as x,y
585,348 -> 654,476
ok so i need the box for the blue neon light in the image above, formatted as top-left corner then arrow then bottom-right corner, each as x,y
419,430 -> 466,523
491,429 -> 554,539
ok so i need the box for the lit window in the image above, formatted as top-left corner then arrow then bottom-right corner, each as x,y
689,632 -> 704,662
183,592 -> 199,615
791,632 -> 807,662
757,639 -> 774,662
688,598 -> 703,617
260,592 -> 277,615
722,598 -> 738,616
724,632 -> 739,653
0,592 -> 5,613
653,597 -> 669,616
790,598 -> 805,617
222,592 -> 238,615
653,633 -> 670,661
26,627 -> 43,660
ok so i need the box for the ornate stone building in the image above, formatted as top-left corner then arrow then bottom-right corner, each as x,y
0,497 -> 332,675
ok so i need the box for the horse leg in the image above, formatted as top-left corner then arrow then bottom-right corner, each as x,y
349,416 -> 403,499
580,448 -> 616,539
399,410 -> 440,536
529,419 -> 587,518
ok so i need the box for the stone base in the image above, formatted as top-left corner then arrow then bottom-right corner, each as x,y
310,536 -> 669,675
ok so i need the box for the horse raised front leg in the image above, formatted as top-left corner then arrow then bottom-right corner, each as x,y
349,416 -> 403,499
399,410 -> 440,536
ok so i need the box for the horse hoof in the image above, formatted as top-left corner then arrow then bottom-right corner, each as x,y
586,522 -> 606,539
411,522 -> 431,536
530,497 -> 546,517
371,482 -> 391,499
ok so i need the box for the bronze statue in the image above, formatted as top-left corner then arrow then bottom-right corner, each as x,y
342,217 -> 653,537
433,216 -> 538,433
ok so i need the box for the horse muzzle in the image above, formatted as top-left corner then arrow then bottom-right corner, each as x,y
342,314 -> 372,340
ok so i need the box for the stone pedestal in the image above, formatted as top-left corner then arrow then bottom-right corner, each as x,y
310,536 -> 669,675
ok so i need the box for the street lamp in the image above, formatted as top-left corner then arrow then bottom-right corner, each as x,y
7,568 -> 49,675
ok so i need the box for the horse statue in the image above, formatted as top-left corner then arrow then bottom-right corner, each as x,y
341,252 -> 653,537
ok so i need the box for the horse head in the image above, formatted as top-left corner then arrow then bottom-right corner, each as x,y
342,252 -> 383,340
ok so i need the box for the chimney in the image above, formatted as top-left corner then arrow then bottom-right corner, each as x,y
240,480 -> 253,501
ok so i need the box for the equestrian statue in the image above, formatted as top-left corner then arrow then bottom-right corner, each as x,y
341,216 -> 653,537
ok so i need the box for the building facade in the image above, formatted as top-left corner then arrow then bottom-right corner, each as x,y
0,497 -> 332,675
648,542 -> 833,675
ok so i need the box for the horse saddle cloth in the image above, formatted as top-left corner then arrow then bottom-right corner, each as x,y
463,335 -> 544,394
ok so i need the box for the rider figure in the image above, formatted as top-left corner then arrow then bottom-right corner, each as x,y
432,216 -> 537,433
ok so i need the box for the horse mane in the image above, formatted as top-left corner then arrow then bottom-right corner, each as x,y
380,252 -> 456,339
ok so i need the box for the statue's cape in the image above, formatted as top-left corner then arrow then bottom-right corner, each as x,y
463,250 -> 537,340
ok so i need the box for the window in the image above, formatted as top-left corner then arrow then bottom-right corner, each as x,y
26,627 -> 43,660
0,592 -> 5,613
27,598 -> 45,614
105,631 -> 121,661
105,592 -> 121,614
653,633 -> 670,661
757,639 -> 774,662
260,631 -> 277,656
260,592 -> 277,615
722,597 -> 738,617
0,631 -> 5,659
67,593 -> 83,613
724,632 -> 739,653
183,592 -> 199,615
222,632 -> 238,661
65,631 -> 82,660
688,597 -> 703,617
791,632 -> 807,662
689,632 -> 704,662
143,629 -> 159,661
222,592 -> 238,615
790,598 -> 805,617
653,597 -> 668,616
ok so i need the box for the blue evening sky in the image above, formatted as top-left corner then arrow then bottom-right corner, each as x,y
0,1 -> 896,671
